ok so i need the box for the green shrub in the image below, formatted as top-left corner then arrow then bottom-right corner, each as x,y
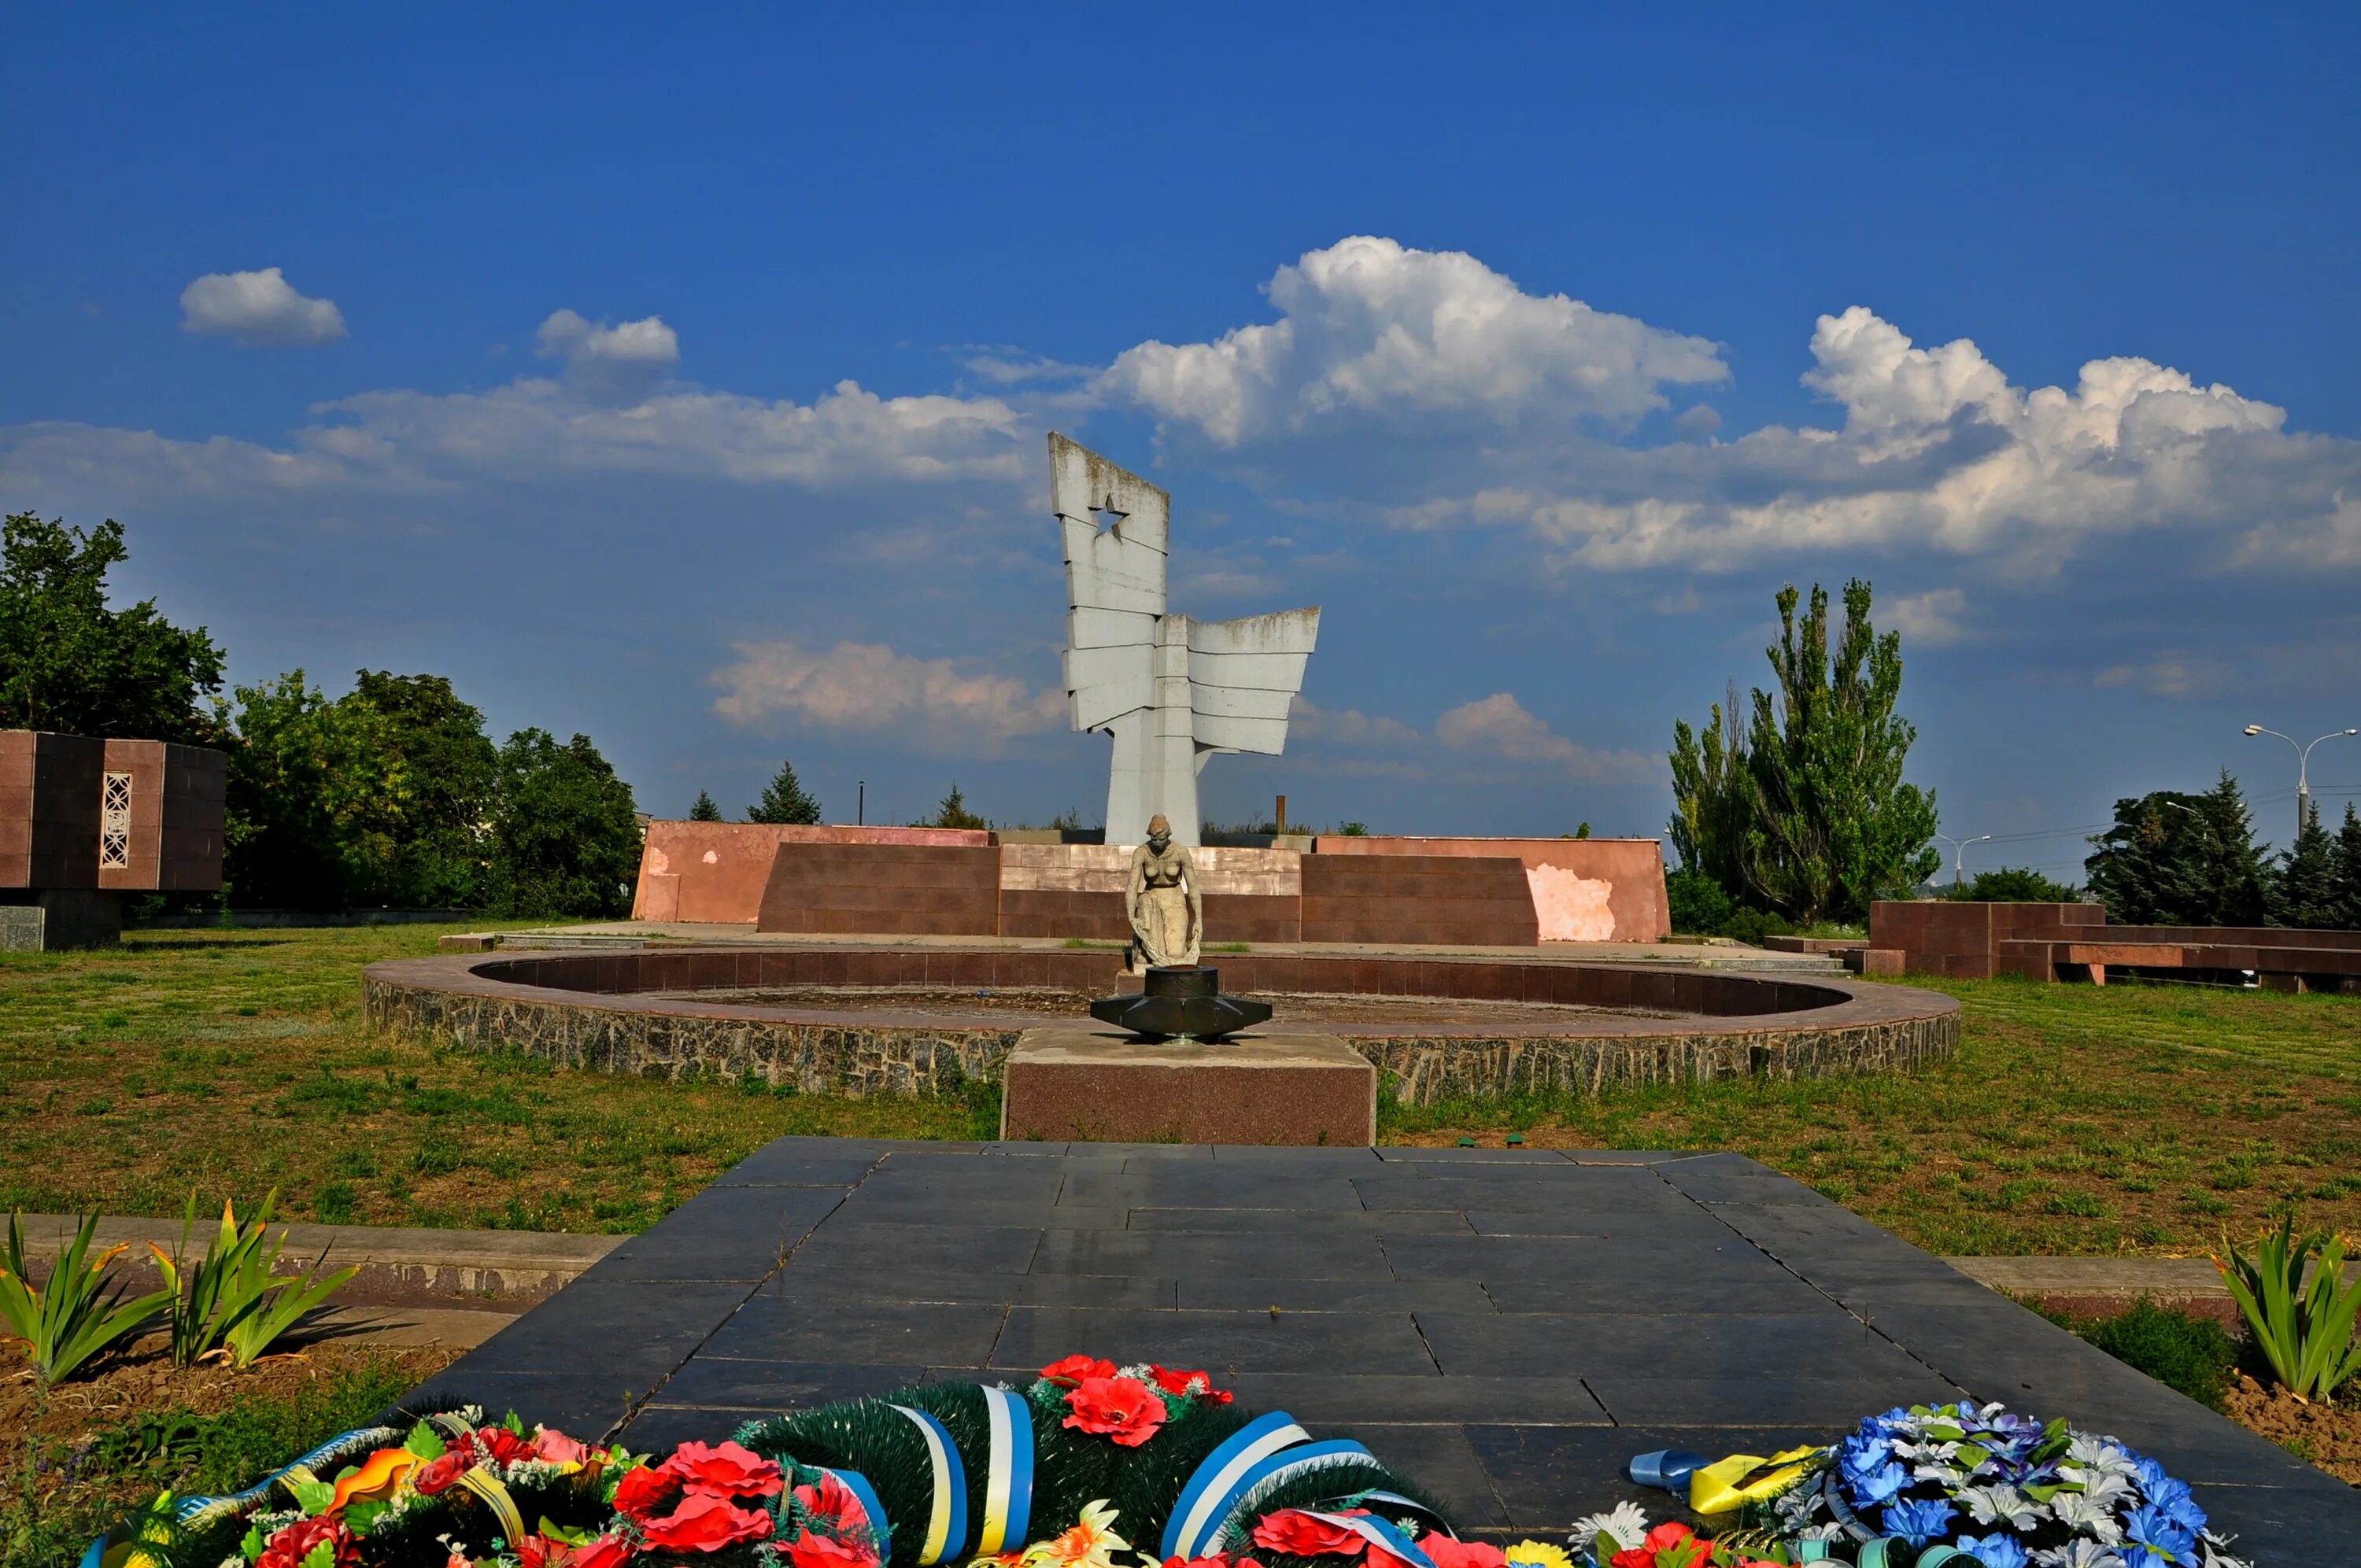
2072,1299 -> 2241,1410
1665,869 -> 1734,935
2219,1216 -> 2361,1400
0,1213 -> 173,1385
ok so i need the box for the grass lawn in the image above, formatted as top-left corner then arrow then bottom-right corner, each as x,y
2,925 -> 2355,1254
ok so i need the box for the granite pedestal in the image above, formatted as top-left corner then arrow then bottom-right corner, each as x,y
1002,1027 -> 1375,1145
401,1141 -> 2355,1557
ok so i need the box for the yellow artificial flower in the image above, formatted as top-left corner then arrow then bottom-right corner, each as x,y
1506,1543 -> 1573,1568
1021,1501 -> 1129,1568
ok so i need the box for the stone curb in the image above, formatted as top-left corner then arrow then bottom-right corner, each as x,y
12,1214 -> 619,1309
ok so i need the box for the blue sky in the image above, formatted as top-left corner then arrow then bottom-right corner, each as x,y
6,6 -> 2358,872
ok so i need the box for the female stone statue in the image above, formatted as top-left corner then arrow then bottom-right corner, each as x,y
1126,813 -> 1202,970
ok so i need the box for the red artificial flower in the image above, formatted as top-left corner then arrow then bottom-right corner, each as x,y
1040,1355 -> 1119,1388
1251,1511 -> 1370,1559
640,1492 -> 778,1553
661,1440 -> 784,1499
1147,1366 -> 1234,1405
793,1471 -> 868,1529
516,1534 -> 635,1568
532,1427 -> 590,1464
1061,1374 -> 1169,1448
257,1518 -> 360,1568
783,1526 -> 884,1568
1163,1556 -> 1262,1568
446,1554 -> 473,1568
1419,1537 -> 1506,1568
412,1450 -> 471,1496
1609,1523 -> 1708,1568
475,1424 -> 534,1467
613,1460 -> 686,1520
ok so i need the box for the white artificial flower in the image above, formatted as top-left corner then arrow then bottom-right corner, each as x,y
2072,1470 -> 2136,1511
2066,1437 -> 2138,1476
1911,1459 -> 1970,1487
1567,1502 -> 1650,1558
2032,1544 -> 2128,1568
1957,1484 -> 2041,1530
2198,1531 -> 2252,1568
2048,1492 -> 2123,1542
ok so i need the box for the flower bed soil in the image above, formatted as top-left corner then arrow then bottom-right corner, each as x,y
2222,1371 -> 2361,1485
2,1334 -> 460,1548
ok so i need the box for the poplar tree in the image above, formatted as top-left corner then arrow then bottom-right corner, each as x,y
1668,580 -> 1938,924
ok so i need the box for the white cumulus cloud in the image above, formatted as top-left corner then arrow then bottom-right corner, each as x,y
1433,693 -> 1655,781
1098,235 -> 1727,447
1884,587 -> 1970,647
179,267 -> 347,347
710,639 -> 1066,748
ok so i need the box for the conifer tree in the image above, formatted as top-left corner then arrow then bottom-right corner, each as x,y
2274,804 -> 2341,928
748,758 -> 822,825
928,782 -> 988,830
2333,803 -> 2361,930
2085,770 -> 2274,926
689,789 -> 723,821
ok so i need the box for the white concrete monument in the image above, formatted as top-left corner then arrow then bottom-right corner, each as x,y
1051,434 -> 1319,847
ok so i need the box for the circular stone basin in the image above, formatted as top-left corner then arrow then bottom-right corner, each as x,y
364,943 -> 1959,1103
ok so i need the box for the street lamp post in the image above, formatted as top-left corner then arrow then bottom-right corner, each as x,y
1931,832 -> 1994,887
2242,725 -> 2357,842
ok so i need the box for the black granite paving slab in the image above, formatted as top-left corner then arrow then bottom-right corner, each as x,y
1176,1276 -> 1496,1314
588,1186 -> 844,1282
705,1296 -> 1008,1365
794,1219 -> 1046,1274
1030,1226 -> 1398,1278
989,1304 -> 1439,1374
644,1359 -> 934,1414
400,1135 -> 2361,1550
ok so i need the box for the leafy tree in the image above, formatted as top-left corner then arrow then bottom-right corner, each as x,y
336,670 -> 496,906
2274,804 -> 2341,928
689,790 -> 724,821
1,511 -> 225,742
2084,771 -> 2274,926
1942,866 -> 2083,903
748,758 -> 822,825
2336,805 -> 2361,930
219,672 -> 355,909
928,783 -> 988,830
1669,581 -> 1938,923
484,729 -> 642,917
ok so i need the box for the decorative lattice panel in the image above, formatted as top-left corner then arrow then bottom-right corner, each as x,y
100,772 -> 131,869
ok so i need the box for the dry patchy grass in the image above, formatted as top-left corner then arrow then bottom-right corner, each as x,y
1386,973 -> 2361,1255
0,925 -> 993,1234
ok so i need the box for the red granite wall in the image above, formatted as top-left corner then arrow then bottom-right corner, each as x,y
1,732 -> 226,893
755,841 -> 1003,936
1868,901 -> 2105,979
1308,836 -> 1668,942
1300,853 -> 1540,946
632,821 -> 994,924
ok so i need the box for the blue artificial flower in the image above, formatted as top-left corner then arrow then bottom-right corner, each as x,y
2130,1454 -> 2171,1496
2125,1503 -> 2197,1559
1849,1460 -> 1910,1506
1838,1431 -> 1895,1485
1956,1535 -> 2030,1568
2140,1473 -> 2206,1533
1880,1496 -> 1956,1547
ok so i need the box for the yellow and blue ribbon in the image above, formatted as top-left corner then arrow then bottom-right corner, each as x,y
973,1385 -> 1034,1558
1288,1510 -> 1437,1568
820,1466 -> 894,1563
890,1405 -> 969,1566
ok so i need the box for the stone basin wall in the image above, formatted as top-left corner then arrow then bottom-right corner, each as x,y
363,947 -> 1958,1105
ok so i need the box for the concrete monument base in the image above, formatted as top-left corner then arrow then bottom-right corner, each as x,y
999,1026 -> 1375,1146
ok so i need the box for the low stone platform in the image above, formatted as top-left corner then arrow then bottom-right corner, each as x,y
403,1139 -> 2352,1555
1001,1028 -> 1375,1144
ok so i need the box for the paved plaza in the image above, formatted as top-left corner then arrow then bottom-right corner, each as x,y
411,1139 -> 2356,1556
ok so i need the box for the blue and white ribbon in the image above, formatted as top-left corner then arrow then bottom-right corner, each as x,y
820,1466 -> 895,1564
1162,1411 -> 1312,1562
889,1405 -> 970,1566
973,1385 -> 1035,1558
